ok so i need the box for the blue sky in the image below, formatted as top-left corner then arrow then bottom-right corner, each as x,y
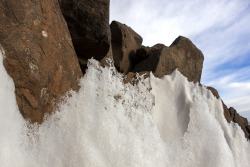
110,0 -> 250,120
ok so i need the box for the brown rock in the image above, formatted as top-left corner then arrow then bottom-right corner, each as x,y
130,44 -> 165,67
59,0 -> 111,72
123,71 -> 150,85
123,72 -> 137,84
132,36 -> 204,83
246,125 -> 250,133
110,21 -> 143,73
130,44 -> 164,75
222,102 -> 232,123
207,86 -> 220,99
0,0 -> 83,123
100,44 -> 113,68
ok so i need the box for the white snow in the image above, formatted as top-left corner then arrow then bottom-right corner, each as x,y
0,50 -> 249,167
0,47 -> 28,167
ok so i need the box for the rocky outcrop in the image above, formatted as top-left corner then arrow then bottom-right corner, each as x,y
109,22 -> 204,83
59,0 -> 111,72
0,0 -> 83,123
109,22 -> 203,83
110,21 -> 143,73
207,87 -> 249,139
1,0 -> 248,142
132,36 -> 204,83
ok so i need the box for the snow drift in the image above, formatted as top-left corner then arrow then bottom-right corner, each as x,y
0,51 -> 249,167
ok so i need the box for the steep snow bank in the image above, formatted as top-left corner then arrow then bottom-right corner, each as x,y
0,50 -> 249,167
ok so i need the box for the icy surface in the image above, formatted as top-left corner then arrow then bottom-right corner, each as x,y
0,50 -> 249,167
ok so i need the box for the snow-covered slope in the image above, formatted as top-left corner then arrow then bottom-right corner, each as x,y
0,51 -> 249,167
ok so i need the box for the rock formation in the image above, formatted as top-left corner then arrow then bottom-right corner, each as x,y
59,0 -> 111,72
131,36 -> 204,83
110,21 -> 143,73
0,0 -> 82,123
0,0 -> 249,140
110,21 -> 203,83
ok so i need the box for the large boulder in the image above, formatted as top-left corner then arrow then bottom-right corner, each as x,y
59,0 -> 111,72
110,21 -> 143,73
0,0 -> 83,123
132,36 -> 204,83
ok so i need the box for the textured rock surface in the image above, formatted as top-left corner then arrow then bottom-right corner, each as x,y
123,71 -> 151,85
247,125 -> 250,133
59,0 -> 110,72
206,86 -> 220,99
0,0 -> 83,123
130,44 -> 165,67
110,21 -> 143,73
132,36 -> 204,83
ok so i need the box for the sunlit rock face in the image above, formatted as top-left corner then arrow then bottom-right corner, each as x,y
109,21 -> 204,83
0,0 -> 82,123
132,36 -> 204,83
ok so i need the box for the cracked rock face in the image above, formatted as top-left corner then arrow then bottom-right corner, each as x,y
0,0 -> 83,123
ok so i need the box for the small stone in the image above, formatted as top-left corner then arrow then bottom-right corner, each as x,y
42,31 -> 48,38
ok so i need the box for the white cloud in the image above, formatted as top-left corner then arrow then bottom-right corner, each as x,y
111,0 -> 249,45
110,0 -> 250,115
205,67 -> 250,113
240,111 -> 250,123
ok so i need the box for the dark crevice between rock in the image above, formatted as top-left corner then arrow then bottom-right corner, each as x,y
59,0 -> 110,74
